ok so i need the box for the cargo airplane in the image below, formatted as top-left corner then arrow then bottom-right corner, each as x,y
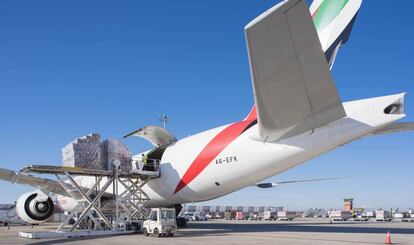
1,0 -> 413,224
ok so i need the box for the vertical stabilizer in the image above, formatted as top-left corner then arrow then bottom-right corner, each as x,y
310,0 -> 362,68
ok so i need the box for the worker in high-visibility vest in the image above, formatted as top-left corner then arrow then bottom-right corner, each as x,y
141,153 -> 148,170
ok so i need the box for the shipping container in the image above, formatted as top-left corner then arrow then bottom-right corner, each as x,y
329,210 -> 352,221
264,211 -> 277,220
225,211 -> 236,220
376,210 -> 392,222
236,211 -> 245,220
277,211 -> 296,221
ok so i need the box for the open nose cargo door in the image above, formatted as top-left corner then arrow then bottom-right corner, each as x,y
123,125 -> 177,148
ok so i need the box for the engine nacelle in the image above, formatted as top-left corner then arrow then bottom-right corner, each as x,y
16,191 -> 54,224
55,194 -> 77,212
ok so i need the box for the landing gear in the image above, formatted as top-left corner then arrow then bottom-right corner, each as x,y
174,204 -> 187,228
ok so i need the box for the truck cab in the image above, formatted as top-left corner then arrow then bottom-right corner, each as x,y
143,208 -> 177,237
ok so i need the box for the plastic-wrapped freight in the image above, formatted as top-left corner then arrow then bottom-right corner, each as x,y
61,133 -> 104,170
61,134 -> 133,172
100,139 -> 132,173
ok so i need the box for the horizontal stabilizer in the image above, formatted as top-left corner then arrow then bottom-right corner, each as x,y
370,122 -> 414,136
245,0 -> 346,141
255,176 -> 351,188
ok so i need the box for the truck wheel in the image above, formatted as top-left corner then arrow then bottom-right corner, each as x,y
143,228 -> 149,237
153,228 -> 161,237
169,233 -> 175,237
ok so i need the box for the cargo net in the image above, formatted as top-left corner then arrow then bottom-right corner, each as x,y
61,133 -> 133,173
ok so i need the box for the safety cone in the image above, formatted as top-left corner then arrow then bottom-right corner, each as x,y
385,230 -> 392,244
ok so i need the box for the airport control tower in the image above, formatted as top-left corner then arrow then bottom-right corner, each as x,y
343,198 -> 354,211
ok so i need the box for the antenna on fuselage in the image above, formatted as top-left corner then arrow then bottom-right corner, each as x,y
159,115 -> 169,128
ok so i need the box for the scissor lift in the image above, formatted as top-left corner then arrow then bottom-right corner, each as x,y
18,161 -> 160,239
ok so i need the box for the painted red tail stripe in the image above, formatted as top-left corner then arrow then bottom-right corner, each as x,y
312,6 -> 319,18
174,109 -> 257,194
245,106 -> 257,121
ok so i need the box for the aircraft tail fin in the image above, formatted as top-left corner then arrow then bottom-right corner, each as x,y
310,0 -> 362,68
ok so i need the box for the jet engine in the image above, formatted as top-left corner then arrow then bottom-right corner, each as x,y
16,191 -> 54,224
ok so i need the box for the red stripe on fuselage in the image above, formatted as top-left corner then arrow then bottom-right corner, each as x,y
174,115 -> 256,194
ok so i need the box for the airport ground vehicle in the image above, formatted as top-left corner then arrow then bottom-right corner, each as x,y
236,211 -> 245,220
354,215 -> 369,221
214,214 -> 223,219
193,212 -> 207,221
264,211 -> 278,220
249,214 -> 260,220
329,211 -> 352,221
277,211 -> 296,221
376,210 -> 392,222
402,214 -> 414,223
182,212 -> 194,222
225,211 -> 237,220
143,208 -> 177,237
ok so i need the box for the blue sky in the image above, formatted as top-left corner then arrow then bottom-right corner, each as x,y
0,0 -> 413,210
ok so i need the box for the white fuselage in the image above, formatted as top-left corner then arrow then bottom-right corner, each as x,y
65,94 -> 404,209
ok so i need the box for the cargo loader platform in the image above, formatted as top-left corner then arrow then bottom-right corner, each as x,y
20,164 -> 160,179
18,161 -> 160,239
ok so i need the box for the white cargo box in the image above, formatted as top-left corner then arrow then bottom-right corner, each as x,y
329,210 -> 352,221
277,211 -> 296,220
394,213 -> 404,219
263,211 -> 277,220
365,211 -> 376,217
376,210 -> 392,221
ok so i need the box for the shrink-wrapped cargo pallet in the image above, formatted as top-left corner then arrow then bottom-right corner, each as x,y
100,139 -> 132,173
61,134 -> 132,172
61,133 -> 103,170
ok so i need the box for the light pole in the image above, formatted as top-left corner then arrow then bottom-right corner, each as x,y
159,115 -> 169,128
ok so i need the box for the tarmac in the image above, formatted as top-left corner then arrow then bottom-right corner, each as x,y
1,218 -> 414,245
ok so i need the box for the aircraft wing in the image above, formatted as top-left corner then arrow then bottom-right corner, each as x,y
254,176 -> 351,188
244,0 -> 346,141
0,167 -> 68,195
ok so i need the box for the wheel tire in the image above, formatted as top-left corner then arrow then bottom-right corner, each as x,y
170,233 -> 175,237
143,228 -> 149,237
153,228 -> 161,237
87,218 -> 95,230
